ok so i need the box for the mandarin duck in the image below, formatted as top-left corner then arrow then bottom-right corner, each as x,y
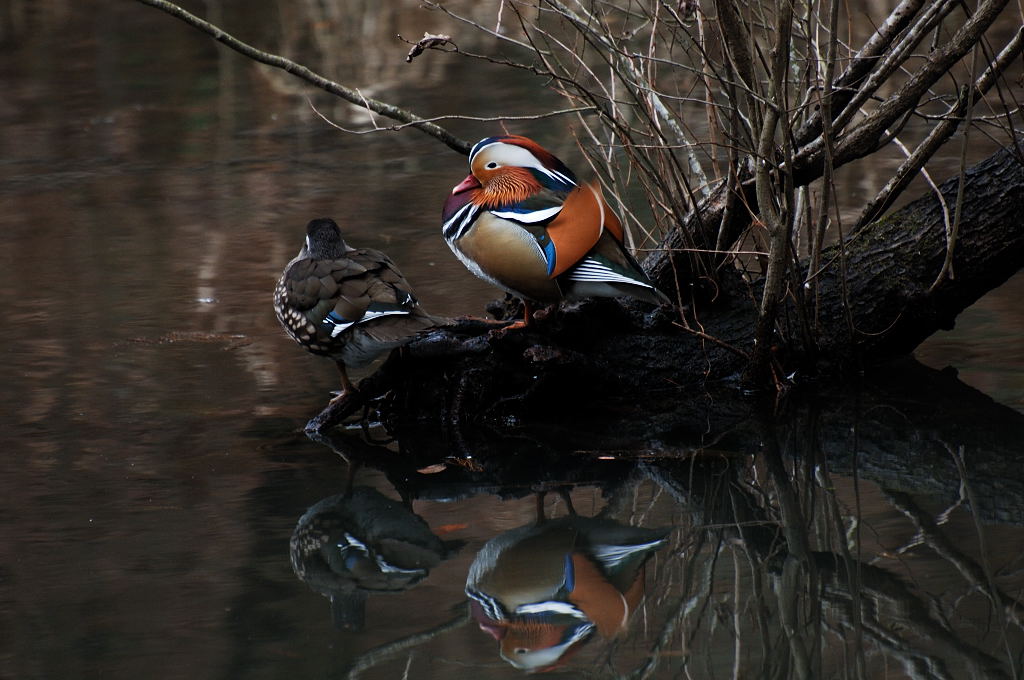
274,218 -> 440,400
291,486 -> 454,630
465,513 -> 670,672
442,135 -> 670,325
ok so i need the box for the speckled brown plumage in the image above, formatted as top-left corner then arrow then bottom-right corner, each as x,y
274,218 -> 440,398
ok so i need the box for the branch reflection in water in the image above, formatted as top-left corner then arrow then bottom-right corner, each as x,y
294,360 -> 1024,678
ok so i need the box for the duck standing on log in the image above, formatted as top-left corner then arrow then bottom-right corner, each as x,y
441,135 -> 670,327
274,218 -> 441,402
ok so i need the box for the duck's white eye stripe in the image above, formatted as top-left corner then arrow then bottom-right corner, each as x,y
525,162 -> 577,188
469,141 -> 501,163
551,169 -> 576,186
473,141 -> 578,186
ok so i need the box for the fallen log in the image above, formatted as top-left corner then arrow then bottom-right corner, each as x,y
309,147 -> 1023,429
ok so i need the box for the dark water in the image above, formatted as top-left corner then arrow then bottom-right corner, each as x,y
2,2 -> 1024,678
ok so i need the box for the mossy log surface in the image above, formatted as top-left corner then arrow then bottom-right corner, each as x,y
811,148 -> 1024,359
309,148 -> 1024,430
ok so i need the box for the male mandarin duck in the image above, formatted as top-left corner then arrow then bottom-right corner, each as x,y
441,135 -> 670,324
274,218 -> 440,400
465,513 -> 670,672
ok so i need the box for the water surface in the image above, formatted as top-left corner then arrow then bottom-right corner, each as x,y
2,2 -> 1024,678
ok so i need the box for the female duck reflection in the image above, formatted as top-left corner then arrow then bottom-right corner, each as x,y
466,500 -> 670,672
291,486 -> 460,631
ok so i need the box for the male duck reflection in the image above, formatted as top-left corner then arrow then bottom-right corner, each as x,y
442,135 -> 671,327
274,218 -> 442,402
466,501 -> 670,672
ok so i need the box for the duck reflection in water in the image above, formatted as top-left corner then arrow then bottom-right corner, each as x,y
466,493 -> 670,672
291,485 -> 459,631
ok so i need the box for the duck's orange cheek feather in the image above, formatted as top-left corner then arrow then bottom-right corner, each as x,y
473,167 -> 543,208
501,622 -> 571,653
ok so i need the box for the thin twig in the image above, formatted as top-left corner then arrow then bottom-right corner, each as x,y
929,42 -> 981,293
854,26 -> 1024,231
307,100 -> 597,135
671,321 -> 751,360
133,0 -> 471,154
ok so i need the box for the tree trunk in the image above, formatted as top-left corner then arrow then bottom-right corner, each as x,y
311,147 -> 1024,429
808,147 -> 1024,361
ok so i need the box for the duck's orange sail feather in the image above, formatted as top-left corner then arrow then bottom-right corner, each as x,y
546,182 -> 623,278
566,552 -> 630,637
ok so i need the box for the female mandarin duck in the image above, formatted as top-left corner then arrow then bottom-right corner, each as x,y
442,135 -> 670,325
465,512 -> 670,672
291,486 -> 454,630
274,218 -> 439,401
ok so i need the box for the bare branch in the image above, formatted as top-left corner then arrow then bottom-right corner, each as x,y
133,0 -> 471,155
792,0 -> 927,148
308,99 -> 598,136
794,0 -> 1013,183
744,0 -> 795,388
855,26 -> 1024,231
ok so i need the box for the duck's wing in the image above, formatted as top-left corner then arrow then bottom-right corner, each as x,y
316,249 -> 425,336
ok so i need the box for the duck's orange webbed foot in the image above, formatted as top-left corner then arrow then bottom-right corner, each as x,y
328,362 -> 359,406
487,299 -> 543,338
328,387 -> 358,406
502,319 -> 531,331
487,318 -> 532,339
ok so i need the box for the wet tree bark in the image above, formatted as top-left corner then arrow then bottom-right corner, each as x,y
311,147 -> 1024,430
807,147 -> 1024,360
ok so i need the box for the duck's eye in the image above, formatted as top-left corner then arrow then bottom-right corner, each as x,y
485,161 -> 498,169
